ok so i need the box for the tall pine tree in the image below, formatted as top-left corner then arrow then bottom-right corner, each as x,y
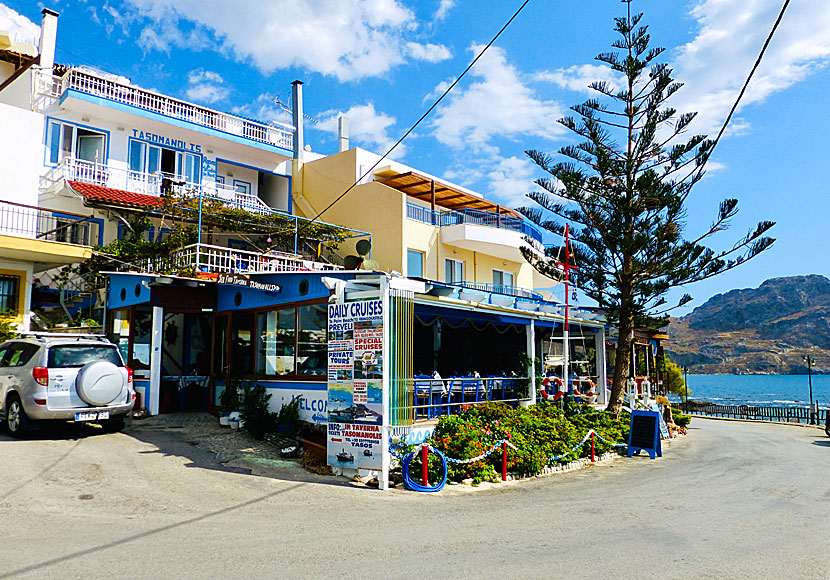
518,1 -> 775,412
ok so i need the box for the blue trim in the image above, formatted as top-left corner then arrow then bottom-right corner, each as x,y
117,223 -> 154,242
215,157 -> 289,176
43,116 -> 111,168
232,179 -> 252,194
60,90 -> 293,155
50,212 -> 104,246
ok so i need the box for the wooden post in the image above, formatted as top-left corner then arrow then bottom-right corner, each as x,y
502,441 -> 508,482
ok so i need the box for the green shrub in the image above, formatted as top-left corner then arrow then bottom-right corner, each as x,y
672,410 -> 691,428
241,384 -> 277,440
277,396 -> 302,434
427,402 -> 630,483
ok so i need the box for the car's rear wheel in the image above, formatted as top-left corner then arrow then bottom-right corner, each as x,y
6,395 -> 31,437
101,416 -> 125,433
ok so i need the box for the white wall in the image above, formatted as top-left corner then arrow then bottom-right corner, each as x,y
0,101 -> 44,206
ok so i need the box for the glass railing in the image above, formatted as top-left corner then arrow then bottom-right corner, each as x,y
406,202 -> 543,242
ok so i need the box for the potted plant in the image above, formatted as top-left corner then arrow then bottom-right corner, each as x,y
218,378 -> 241,426
277,396 -> 302,436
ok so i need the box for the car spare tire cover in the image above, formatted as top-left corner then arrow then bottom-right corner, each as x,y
76,361 -> 124,406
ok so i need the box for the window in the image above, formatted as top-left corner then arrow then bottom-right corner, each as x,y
215,175 -> 225,185
407,249 -> 424,278
231,312 -> 254,375
47,345 -> 123,368
128,140 -> 161,175
256,309 -> 296,375
493,269 -> 514,289
445,258 -> 464,284
251,302 -> 329,377
3,343 -> 38,367
177,151 -> 201,184
0,275 -> 20,314
233,179 -> 252,195
47,121 -> 107,165
297,304 -> 327,376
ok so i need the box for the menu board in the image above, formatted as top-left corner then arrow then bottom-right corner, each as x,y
327,300 -> 384,470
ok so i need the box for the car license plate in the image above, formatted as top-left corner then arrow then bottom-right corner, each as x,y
75,411 -> 109,422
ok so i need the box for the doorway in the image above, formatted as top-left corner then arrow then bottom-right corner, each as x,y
159,311 -> 213,413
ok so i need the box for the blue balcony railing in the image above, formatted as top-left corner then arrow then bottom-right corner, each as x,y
406,202 -> 543,243
456,281 -> 542,300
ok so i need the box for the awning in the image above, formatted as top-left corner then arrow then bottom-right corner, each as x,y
415,304 -> 531,327
375,169 -> 523,218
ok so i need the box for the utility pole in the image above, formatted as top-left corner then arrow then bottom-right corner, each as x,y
804,355 -> 815,425
683,366 -> 689,413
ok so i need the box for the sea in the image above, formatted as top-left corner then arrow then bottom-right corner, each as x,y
673,374 -> 830,410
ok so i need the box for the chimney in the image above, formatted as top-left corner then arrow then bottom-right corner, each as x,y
291,80 -> 304,161
338,116 -> 350,153
38,9 -> 59,71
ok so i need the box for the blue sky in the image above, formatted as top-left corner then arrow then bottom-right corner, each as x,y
2,0 -> 828,316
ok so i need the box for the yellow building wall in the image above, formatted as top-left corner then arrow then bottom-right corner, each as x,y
295,151 -> 405,271
295,150 -> 559,290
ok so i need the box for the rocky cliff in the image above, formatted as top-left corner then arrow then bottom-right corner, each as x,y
666,275 -> 830,374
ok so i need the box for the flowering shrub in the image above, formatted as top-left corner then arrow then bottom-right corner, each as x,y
427,401 -> 629,483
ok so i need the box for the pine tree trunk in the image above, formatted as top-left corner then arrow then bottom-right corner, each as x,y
607,315 -> 633,414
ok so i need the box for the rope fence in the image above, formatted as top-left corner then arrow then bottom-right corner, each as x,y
391,429 -> 628,492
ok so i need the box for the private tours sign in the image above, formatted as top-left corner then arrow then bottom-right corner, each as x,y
327,299 -> 384,470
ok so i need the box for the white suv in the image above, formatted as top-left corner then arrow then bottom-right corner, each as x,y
0,334 -> 135,436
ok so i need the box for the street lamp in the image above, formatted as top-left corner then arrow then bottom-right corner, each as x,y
804,355 -> 815,425
683,366 -> 689,413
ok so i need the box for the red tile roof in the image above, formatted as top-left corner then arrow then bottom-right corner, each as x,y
67,181 -> 166,209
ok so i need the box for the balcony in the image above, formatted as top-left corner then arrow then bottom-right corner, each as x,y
42,157 -> 274,214
0,200 -> 95,270
34,68 -> 293,151
138,243 -> 344,275
406,202 -> 543,243
0,199 -> 99,245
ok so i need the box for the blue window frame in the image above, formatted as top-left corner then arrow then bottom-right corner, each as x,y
407,249 -> 424,278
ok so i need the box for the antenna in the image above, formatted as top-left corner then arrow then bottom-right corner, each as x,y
274,94 -> 318,124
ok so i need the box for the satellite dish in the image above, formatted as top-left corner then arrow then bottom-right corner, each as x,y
343,239 -> 373,270
344,255 -> 363,270
355,239 -> 371,257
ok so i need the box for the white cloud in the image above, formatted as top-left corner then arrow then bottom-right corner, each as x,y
406,42 -> 451,63
316,103 -> 406,157
435,0 -> 455,21
671,0 -> 830,135
123,0 -> 446,82
185,69 -> 228,104
430,44 -> 565,151
533,64 -> 623,93
486,155 -> 538,206
0,4 -> 39,45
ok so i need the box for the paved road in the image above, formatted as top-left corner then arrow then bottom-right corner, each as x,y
1,417 -> 829,579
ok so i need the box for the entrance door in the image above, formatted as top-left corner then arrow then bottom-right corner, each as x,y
159,311 -> 212,413
211,313 -> 230,409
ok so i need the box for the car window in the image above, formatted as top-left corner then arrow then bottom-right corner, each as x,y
0,346 -> 9,367
12,344 -> 39,367
47,345 -> 123,368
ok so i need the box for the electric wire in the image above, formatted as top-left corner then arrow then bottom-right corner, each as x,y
689,0 -> 791,180
299,0 -> 534,233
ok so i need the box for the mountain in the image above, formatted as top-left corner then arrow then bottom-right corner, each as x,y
666,275 -> 830,374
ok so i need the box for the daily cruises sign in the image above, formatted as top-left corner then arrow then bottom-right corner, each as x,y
326,299 -> 385,470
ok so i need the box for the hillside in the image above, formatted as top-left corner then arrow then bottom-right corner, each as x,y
666,275 -> 830,374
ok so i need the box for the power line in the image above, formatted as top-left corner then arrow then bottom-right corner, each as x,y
694,0 -> 791,179
299,0 -> 534,233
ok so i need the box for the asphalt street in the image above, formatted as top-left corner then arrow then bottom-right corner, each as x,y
1,417 -> 829,579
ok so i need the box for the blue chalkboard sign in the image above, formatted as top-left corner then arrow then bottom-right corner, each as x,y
627,410 -> 662,459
